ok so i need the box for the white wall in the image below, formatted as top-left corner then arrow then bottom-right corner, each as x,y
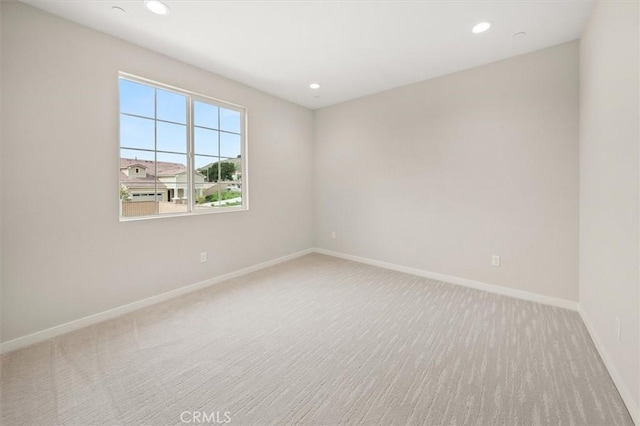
0,0 -> 4,346
315,42 -> 580,302
579,0 -> 640,417
1,2 -> 314,342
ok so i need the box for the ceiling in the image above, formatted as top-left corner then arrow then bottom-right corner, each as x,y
21,0 -> 595,109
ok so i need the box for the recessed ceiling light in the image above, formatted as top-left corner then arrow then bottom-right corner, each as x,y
309,83 -> 321,90
111,6 -> 126,14
472,21 -> 492,34
144,0 -> 169,15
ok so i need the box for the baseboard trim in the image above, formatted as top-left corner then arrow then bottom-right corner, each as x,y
0,248 -> 314,354
578,307 -> 639,426
313,248 -> 578,311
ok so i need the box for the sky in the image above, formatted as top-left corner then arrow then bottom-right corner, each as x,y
119,78 -> 242,170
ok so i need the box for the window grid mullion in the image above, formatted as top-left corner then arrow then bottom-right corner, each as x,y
121,111 -> 186,127
154,88 -> 159,215
187,95 -> 194,213
218,107 -> 222,206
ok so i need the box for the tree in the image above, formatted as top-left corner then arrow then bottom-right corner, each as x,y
204,161 -> 236,182
120,184 -> 131,200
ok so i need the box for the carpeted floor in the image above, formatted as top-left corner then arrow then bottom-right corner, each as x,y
1,254 -> 633,425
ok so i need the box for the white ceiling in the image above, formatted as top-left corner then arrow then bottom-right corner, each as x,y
21,0 -> 595,109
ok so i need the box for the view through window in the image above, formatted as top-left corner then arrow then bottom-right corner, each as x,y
119,74 -> 246,219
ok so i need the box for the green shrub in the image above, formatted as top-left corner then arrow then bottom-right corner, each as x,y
205,191 -> 241,202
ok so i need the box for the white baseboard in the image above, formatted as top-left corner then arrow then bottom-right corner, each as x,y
313,248 -> 578,311
0,248 -> 314,354
578,307 -> 639,426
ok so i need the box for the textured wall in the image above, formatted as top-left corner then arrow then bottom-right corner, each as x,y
315,42 -> 579,302
1,2 -> 314,341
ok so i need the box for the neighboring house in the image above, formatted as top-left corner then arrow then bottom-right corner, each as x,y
120,158 -> 206,202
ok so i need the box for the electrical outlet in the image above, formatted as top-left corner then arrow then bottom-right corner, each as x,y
491,255 -> 500,266
200,252 -> 207,263
616,317 -> 621,340
331,231 -> 337,240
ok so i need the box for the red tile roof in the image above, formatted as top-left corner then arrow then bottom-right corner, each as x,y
120,158 -> 187,177
120,158 -> 205,188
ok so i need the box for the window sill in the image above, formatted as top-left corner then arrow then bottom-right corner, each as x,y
119,205 -> 249,222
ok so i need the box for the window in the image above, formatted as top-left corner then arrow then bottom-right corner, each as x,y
119,73 -> 247,219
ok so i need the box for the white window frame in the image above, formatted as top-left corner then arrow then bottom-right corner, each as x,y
118,72 -> 249,221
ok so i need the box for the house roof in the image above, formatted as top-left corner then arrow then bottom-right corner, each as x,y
124,163 -> 148,170
120,158 -> 187,177
119,172 -> 161,189
120,158 -> 184,189
120,158 -> 205,188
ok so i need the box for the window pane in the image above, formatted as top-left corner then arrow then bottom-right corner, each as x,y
194,156 -> 237,183
120,149 -> 158,218
194,127 -> 219,156
195,158 -> 242,210
156,152 -> 188,174
194,161 -> 211,209
208,157 -> 241,209
197,185 -> 242,210
119,79 -> 155,118
194,155 -> 216,175
120,115 -> 155,151
195,156 -> 222,185
157,121 -> 187,153
216,190 -> 242,208
194,101 -> 219,129
220,132 -> 241,158
120,148 -> 154,162
194,155 -> 217,209
120,150 -> 155,179
220,108 -> 241,133
157,89 -> 186,124
219,158 -> 240,182
156,152 -> 188,215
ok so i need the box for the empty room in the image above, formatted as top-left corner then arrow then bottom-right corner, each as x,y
1,0 -> 638,425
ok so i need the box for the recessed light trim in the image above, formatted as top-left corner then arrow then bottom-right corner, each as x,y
309,83 -> 321,90
144,0 -> 169,15
472,21 -> 492,34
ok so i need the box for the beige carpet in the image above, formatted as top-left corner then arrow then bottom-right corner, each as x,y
1,254 -> 633,425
